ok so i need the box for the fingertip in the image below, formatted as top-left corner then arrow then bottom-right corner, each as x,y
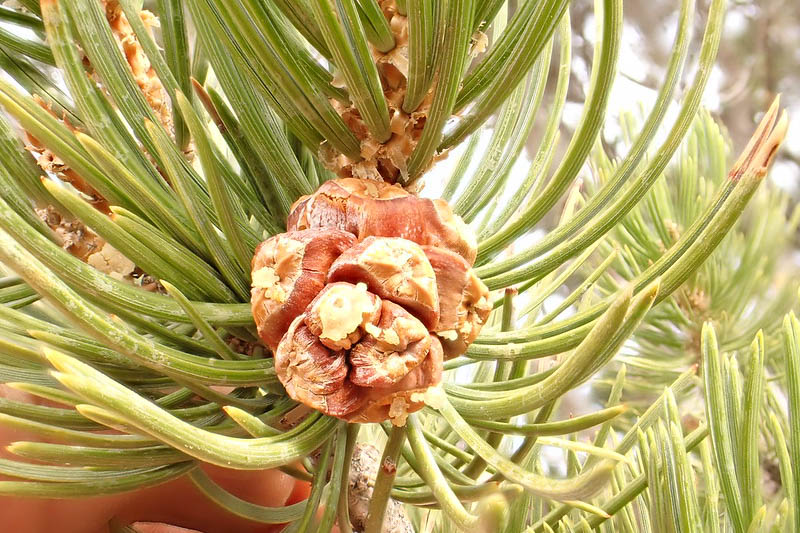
131,523 -> 204,533
284,478 -> 311,506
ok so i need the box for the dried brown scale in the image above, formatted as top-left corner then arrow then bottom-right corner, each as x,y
101,0 -> 173,136
322,0 -> 441,184
381,456 -> 397,475
132,271 -> 163,293
275,314 -> 359,418
23,1 -> 178,285
251,229 -> 356,351
350,334 -> 442,425
304,282 -> 381,352
273,281 -> 442,423
348,299 -> 431,387
25,97 -> 111,215
423,246 -> 492,359
328,236 -> 439,328
227,337 -> 264,359
288,178 -> 478,263
253,177 -> 489,424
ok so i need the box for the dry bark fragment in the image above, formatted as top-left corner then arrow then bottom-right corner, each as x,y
86,241 -> 136,280
37,206 -> 104,262
22,0 -> 178,282
346,444 -> 413,533
37,206 -> 143,283
25,97 -> 111,215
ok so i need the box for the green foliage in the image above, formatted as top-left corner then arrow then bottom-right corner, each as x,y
590,109 -> 799,410
0,0 -> 792,532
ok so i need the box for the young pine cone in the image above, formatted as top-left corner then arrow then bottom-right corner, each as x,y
251,178 -> 490,425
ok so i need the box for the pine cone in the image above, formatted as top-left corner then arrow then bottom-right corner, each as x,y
251,178 -> 490,424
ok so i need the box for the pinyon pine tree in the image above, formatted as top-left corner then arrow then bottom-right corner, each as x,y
0,0 -> 793,532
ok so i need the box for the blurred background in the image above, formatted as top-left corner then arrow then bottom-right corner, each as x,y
565,0 -> 800,201
428,0 -> 800,242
